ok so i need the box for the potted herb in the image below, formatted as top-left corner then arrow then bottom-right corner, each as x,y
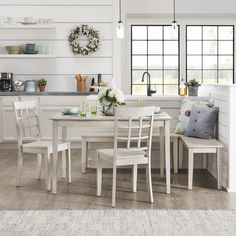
37,79 -> 47,92
185,79 -> 201,96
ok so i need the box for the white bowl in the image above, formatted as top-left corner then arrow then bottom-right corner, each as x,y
63,107 -> 79,114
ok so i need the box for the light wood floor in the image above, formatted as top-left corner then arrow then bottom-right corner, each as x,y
1,149 -> 236,210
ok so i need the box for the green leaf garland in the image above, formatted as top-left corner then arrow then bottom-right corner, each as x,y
68,25 -> 100,55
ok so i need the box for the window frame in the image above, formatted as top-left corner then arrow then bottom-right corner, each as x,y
186,25 -> 235,84
131,24 -> 181,95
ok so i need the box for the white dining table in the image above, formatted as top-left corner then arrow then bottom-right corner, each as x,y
50,111 -> 172,195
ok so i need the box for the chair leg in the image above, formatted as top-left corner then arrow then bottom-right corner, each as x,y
179,139 -> 184,169
202,154 -> 208,170
145,165 -> 153,203
82,138 -> 88,173
132,164 -> 137,193
16,149 -> 23,187
36,154 -> 42,180
45,152 -> 51,191
160,127 -> 165,178
173,137 -> 178,174
61,151 -> 67,179
96,154 -> 102,197
217,148 -> 222,190
67,145 -> 72,184
112,166 -> 117,208
188,148 -> 194,190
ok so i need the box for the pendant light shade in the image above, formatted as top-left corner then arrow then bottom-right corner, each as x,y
172,0 -> 177,31
116,0 -> 124,39
116,21 -> 124,39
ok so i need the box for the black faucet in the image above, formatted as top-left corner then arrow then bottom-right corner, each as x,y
141,71 -> 156,96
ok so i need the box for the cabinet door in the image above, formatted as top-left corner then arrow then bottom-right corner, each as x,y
1,97 -> 19,142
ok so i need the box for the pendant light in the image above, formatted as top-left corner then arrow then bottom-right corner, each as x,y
172,0 -> 177,31
116,0 -> 124,39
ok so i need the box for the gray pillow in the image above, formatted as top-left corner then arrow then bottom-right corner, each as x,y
186,105 -> 219,139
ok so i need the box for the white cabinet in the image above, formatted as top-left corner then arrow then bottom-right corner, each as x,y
0,96 -> 19,142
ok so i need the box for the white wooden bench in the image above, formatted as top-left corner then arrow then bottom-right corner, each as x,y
180,135 -> 223,190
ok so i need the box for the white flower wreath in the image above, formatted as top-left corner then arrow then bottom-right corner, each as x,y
68,25 -> 100,55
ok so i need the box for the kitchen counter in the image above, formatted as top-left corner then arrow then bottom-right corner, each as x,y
0,92 -> 97,96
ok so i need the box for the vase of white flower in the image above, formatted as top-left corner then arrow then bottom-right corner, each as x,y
98,88 -> 126,116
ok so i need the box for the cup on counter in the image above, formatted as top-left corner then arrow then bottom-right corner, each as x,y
90,101 -> 97,115
80,101 -> 87,117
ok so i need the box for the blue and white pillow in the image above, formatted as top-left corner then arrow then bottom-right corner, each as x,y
175,98 -> 208,134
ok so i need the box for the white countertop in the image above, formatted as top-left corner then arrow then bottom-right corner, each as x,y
87,95 -> 209,101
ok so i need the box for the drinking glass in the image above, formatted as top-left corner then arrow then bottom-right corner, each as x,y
91,101 -> 97,115
80,101 -> 87,116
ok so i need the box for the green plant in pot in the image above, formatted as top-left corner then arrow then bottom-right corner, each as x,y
185,79 -> 201,96
37,79 -> 47,92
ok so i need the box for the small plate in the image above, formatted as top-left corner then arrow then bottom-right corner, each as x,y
18,21 -> 37,25
62,111 -> 79,116
23,51 -> 39,54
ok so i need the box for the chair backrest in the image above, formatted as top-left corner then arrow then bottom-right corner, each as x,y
13,101 -> 41,146
114,106 -> 155,162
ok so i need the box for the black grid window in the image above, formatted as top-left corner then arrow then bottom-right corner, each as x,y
131,25 -> 180,95
186,25 -> 234,84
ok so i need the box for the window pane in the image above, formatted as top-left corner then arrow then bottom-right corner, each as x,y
203,70 -> 217,84
203,41 -> 217,54
218,41 -> 233,55
187,56 -> 202,69
132,26 -> 147,40
187,26 -> 202,40
219,56 -> 233,69
132,41 -> 147,54
132,70 -> 147,84
132,56 -> 147,69
187,70 -> 202,82
164,70 -> 178,84
132,85 -> 147,95
219,70 -> 233,84
164,26 -> 178,40
149,71 -> 163,84
148,41 -> 162,54
164,41 -> 178,54
187,41 -> 202,55
151,85 -> 163,96
219,26 -> 233,40
131,25 -> 180,95
148,26 -> 162,40
203,56 -> 217,69
148,56 -> 162,69
203,26 -> 217,40
164,85 -> 179,95
164,56 -> 178,69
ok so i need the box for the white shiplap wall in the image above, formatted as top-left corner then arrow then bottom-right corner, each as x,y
0,0 -> 113,91
199,85 -> 236,190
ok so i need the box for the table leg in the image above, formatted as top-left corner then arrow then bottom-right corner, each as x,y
159,127 -> 165,178
165,120 -> 171,194
52,121 -> 59,194
62,126 -> 67,178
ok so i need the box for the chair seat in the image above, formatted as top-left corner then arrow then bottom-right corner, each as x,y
97,148 -> 148,165
22,140 -> 70,153
181,136 -> 223,148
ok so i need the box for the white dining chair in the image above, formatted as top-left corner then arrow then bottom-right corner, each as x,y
13,101 -> 71,191
96,106 -> 155,207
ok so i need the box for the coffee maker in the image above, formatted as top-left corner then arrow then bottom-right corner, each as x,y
0,73 -> 13,92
